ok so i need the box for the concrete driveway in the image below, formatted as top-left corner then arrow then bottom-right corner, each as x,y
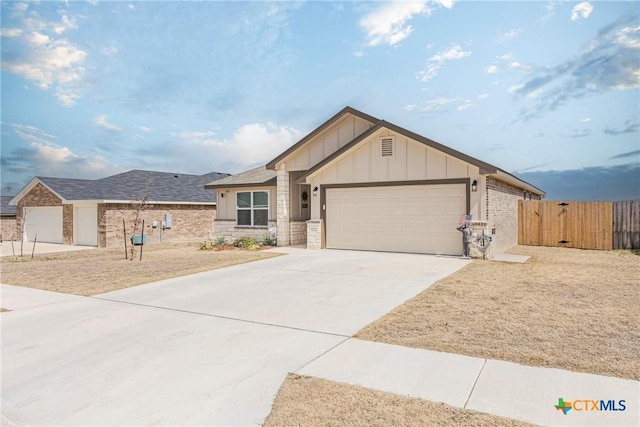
1,248 -> 468,426
0,241 -> 96,257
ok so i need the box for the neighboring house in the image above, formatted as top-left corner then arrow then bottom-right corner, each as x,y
0,196 -> 18,242
206,106 -> 544,256
10,170 -> 229,247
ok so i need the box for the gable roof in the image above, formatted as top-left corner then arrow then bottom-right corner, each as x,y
265,106 -> 379,170
295,120 -> 502,184
0,196 -> 17,217
287,112 -> 545,196
11,170 -> 230,205
204,166 -> 277,189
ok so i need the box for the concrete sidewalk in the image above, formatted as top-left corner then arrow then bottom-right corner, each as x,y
297,338 -> 639,427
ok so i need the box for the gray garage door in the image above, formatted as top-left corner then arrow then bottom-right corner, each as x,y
326,184 -> 466,255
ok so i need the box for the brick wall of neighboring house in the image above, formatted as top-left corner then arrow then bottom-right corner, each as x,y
0,217 -> 18,241
16,183 -> 73,244
485,177 -> 542,255
213,219 -> 277,244
99,204 -> 216,248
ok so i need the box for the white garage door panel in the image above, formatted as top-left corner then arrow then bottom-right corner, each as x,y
76,206 -> 98,246
326,184 -> 466,255
24,207 -> 63,244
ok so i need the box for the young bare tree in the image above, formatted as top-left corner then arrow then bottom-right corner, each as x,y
126,176 -> 153,260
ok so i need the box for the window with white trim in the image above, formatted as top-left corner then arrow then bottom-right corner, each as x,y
237,191 -> 268,226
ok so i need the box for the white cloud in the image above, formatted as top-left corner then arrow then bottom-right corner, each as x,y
353,50 -> 364,57
94,115 -> 123,132
433,0 -> 455,8
497,53 -> 512,60
571,2 -> 593,21
136,125 -> 151,132
360,1 -> 431,47
4,122 -> 122,179
457,100 -> 473,111
1,14 -> 86,106
412,96 -> 468,113
168,123 -> 305,173
1,28 -> 23,38
579,118 -> 591,123
614,25 -> 640,49
404,104 -> 418,111
478,93 -> 489,99
486,65 -> 498,74
498,28 -> 522,42
509,61 -> 532,72
417,45 -> 471,82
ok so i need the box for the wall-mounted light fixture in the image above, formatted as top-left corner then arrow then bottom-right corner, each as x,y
313,186 -> 318,196
471,180 -> 478,192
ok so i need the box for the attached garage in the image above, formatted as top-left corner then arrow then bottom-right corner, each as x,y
23,207 -> 63,243
75,206 -> 98,246
325,183 -> 467,255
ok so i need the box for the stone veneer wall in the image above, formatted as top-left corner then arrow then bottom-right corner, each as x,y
486,177 -> 542,255
289,221 -> 307,245
16,183 -> 73,244
213,219 -> 277,244
306,220 -> 323,250
0,217 -> 18,241
99,204 -> 216,248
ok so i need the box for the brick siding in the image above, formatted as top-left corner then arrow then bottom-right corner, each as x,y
486,177 -> 541,255
0,217 -> 18,241
99,203 -> 216,248
16,183 -> 72,244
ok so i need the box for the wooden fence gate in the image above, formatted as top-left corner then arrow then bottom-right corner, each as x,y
518,200 -> 613,250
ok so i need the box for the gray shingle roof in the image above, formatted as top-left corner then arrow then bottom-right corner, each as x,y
204,166 -> 276,189
0,196 -> 17,216
38,170 -> 230,203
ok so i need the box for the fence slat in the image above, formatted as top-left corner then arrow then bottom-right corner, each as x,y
613,200 -> 640,249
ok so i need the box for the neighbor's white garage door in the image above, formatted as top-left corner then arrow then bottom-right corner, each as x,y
24,207 -> 63,243
326,184 -> 466,255
75,206 -> 98,246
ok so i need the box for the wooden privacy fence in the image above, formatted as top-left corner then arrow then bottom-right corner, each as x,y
613,200 -> 640,249
519,200 -> 613,250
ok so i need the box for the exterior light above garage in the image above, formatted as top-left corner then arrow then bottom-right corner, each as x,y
471,180 -> 478,192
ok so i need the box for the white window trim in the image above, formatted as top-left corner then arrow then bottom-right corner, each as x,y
236,190 -> 269,227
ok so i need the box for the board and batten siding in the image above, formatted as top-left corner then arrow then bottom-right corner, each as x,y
307,129 -> 484,221
285,115 -> 375,172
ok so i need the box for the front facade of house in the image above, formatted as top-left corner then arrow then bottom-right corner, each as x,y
210,107 -> 545,256
10,170 -> 227,248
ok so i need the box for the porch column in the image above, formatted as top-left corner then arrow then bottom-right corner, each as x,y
276,164 -> 290,246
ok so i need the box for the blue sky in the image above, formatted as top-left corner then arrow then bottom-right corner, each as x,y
1,0 -> 638,200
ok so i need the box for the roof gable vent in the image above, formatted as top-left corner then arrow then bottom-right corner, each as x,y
381,137 -> 394,157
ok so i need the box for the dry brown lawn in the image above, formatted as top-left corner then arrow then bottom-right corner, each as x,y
0,242 -> 281,296
264,374 -> 534,427
357,246 -> 640,380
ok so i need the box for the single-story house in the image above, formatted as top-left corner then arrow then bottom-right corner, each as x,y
205,106 -> 544,256
10,170 -> 229,247
0,196 -> 18,242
